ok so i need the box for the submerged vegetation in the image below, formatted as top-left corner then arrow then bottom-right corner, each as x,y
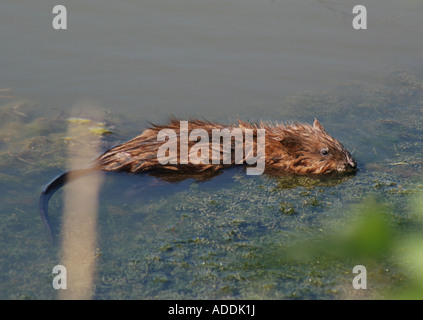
1,70 -> 423,299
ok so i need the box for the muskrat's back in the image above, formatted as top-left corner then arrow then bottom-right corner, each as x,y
97,118 -> 357,176
39,118 -> 356,242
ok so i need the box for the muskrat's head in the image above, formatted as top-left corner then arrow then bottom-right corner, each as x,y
268,119 -> 357,175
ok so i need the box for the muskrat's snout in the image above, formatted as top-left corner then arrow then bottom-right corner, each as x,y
339,155 -> 357,173
349,158 -> 357,170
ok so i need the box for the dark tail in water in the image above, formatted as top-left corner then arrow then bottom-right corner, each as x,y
39,168 -> 98,243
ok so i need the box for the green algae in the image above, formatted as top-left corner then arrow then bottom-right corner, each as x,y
1,70 -> 423,299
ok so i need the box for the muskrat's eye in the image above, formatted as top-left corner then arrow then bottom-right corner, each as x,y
320,148 -> 329,156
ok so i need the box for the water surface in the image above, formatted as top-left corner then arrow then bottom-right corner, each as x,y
1,0 -> 423,299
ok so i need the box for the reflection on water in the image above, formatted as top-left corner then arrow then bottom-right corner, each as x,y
269,171 -> 357,190
1,0 -> 422,121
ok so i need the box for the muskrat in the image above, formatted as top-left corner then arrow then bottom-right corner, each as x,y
39,118 -> 356,241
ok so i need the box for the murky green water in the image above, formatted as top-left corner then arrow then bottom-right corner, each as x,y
1,0 -> 423,299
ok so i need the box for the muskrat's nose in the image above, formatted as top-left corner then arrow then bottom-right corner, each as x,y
347,158 -> 357,170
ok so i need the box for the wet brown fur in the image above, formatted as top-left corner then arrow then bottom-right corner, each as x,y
39,118 -> 356,242
96,118 -> 357,179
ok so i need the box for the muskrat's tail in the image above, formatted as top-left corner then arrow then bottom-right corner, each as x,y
39,168 -> 98,243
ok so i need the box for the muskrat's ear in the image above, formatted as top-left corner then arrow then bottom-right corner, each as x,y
313,118 -> 325,131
